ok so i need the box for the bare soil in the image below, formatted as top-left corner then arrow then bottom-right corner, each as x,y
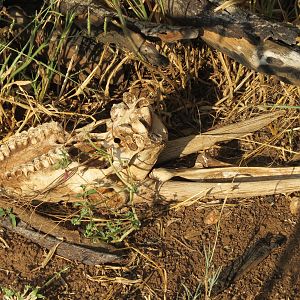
1,194 -> 299,299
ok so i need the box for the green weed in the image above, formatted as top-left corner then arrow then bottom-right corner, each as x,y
0,267 -> 69,300
0,207 -> 16,227
202,202 -> 227,299
53,151 -> 71,170
1,285 -> 44,300
71,197 -> 140,243
179,283 -> 202,300
203,242 -> 222,299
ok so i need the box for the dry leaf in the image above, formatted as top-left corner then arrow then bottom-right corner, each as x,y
204,209 -> 221,225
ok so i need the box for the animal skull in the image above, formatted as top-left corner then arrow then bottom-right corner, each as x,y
0,93 -> 168,203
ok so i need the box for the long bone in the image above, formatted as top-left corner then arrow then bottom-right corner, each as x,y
158,175 -> 300,201
151,166 -> 300,182
147,110 -> 300,203
157,111 -> 284,164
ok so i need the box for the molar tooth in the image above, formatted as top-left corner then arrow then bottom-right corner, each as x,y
30,137 -> 38,145
42,123 -> 54,135
5,172 -> 12,179
49,122 -> 61,132
19,136 -> 29,146
45,154 -> 55,164
27,164 -> 35,173
8,140 -> 17,150
46,147 -> 66,162
43,122 -> 67,143
40,155 -> 50,168
41,126 -> 51,137
0,144 -> 10,157
48,149 -> 59,159
16,140 -> 24,147
42,160 -> 50,168
27,127 -> 35,134
33,158 -> 43,171
48,156 -> 55,164
35,127 -> 45,139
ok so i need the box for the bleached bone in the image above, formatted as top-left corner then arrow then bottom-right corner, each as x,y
157,111 -> 284,164
158,175 -> 300,201
0,93 -> 168,202
0,122 -> 67,172
133,165 -> 300,205
0,99 -> 294,206
151,166 -> 300,182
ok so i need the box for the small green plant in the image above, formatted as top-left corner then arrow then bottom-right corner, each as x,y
97,211 -> 141,242
71,198 -> 140,243
203,242 -> 222,299
71,186 -> 98,227
1,285 -> 44,300
0,267 -> 69,300
179,283 -> 202,300
202,200 -> 227,299
75,185 -> 97,199
179,201 -> 226,299
71,200 -> 95,226
0,208 -> 16,227
53,151 -> 71,170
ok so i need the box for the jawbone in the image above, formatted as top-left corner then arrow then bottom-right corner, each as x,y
0,93 -> 168,203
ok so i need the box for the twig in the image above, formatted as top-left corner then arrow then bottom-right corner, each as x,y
0,217 -> 124,265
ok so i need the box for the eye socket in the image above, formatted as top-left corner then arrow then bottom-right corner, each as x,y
265,56 -> 283,66
114,137 -> 121,144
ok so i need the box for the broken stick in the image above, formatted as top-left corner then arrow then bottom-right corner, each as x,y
0,217 -> 124,265
162,0 -> 300,85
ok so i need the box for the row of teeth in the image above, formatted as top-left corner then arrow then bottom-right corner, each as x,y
4,147 -> 66,179
0,122 -> 66,161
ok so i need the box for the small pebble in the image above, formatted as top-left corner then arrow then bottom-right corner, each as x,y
289,197 -> 300,215
204,209 -> 221,225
